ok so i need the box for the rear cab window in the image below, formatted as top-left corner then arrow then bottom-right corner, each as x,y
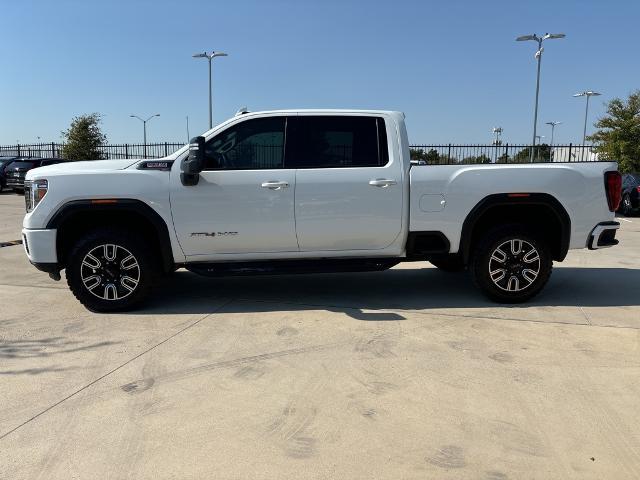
287,115 -> 388,169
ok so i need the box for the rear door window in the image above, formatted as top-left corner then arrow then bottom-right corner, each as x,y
288,116 -> 388,168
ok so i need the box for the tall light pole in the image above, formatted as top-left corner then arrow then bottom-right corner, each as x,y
192,51 -> 228,129
186,116 -> 190,143
545,121 -> 562,146
516,33 -> 566,161
573,91 -> 601,146
130,114 -> 160,159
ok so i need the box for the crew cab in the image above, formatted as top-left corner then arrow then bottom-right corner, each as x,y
22,110 -> 622,311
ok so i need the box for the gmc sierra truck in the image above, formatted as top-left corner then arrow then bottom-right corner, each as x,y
22,110 -> 622,311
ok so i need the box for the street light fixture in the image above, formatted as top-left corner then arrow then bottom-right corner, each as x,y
545,121 -> 562,146
130,114 -> 160,159
192,50 -> 228,129
573,91 -> 601,146
492,127 -> 503,145
516,32 -> 566,161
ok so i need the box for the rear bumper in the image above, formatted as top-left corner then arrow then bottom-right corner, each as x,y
588,221 -> 620,250
22,228 -> 58,264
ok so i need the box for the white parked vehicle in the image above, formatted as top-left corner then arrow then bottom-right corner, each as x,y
22,110 -> 622,311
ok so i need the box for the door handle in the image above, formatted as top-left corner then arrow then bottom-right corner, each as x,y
261,181 -> 289,190
369,178 -> 397,188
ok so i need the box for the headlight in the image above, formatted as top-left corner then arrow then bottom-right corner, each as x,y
25,179 -> 48,212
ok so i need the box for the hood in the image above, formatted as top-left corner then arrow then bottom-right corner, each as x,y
26,159 -> 140,179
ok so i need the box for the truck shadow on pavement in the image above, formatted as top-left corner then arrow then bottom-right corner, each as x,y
135,266 -> 640,320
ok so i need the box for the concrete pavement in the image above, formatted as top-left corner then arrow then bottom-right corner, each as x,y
1,192 -> 639,479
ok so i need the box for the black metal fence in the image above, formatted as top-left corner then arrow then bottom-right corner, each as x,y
0,142 -> 185,160
0,141 -> 600,164
409,144 -> 599,164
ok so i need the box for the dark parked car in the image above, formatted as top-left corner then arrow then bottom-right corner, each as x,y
4,158 -> 68,193
0,156 -> 19,192
619,172 -> 640,216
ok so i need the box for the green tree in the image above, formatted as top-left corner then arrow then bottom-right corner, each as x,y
61,113 -> 107,160
424,148 -> 441,164
587,90 -> 640,173
409,148 -> 426,161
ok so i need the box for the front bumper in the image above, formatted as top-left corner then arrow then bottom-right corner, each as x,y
588,221 -> 620,250
22,228 -> 58,264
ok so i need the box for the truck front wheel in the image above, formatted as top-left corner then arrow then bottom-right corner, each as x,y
471,226 -> 552,303
66,228 -> 157,312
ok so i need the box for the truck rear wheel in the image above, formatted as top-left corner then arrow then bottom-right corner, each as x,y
66,228 -> 157,312
471,226 -> 552,303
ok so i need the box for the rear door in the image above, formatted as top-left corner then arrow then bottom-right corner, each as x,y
290,115 -> 403,252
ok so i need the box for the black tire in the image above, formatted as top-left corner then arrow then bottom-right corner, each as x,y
14,188 -> 23,194
429,255 -> 466,272
470,225 -> 552,303
66,228 -> 158,312
621,194 -> 633,216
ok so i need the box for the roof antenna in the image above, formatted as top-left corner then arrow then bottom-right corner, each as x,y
235,107 -> 250,116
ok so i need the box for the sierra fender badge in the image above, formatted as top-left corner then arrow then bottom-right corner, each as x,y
190,232 -> 238,237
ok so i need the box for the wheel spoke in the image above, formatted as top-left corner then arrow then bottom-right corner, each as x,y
83,274 -> 101,291
510,239 -> 523,255
506,276 -> 520,291
104,244 -> 117,261
120,254 -> 138,271
522,269 -> 538,283
121,276 -> 138,292
82,253 -> 101,269
490,268 -> 506,282
491,247 -> 507,263
523,249 -> 540,263
104,283 -> 118,300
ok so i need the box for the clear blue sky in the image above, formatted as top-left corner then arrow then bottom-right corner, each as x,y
1,0 -> 638,145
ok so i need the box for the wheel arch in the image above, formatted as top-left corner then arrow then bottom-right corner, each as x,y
47,199 -> 175,273
460,193 -> 571,263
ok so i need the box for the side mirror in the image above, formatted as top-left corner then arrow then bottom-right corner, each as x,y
181,136 -> 205,186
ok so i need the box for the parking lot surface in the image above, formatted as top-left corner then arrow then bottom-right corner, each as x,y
1,191 -> 639,479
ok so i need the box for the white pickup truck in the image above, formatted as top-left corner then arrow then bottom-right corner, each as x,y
22,110 -> 622,311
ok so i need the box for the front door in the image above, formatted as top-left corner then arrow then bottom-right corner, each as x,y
170,115 -> 299,258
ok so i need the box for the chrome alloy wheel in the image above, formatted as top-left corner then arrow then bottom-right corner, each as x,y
80,244 -> 141,301
488,239 -> 540,292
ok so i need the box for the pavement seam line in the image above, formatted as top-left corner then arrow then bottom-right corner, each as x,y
0,298 -> 234,442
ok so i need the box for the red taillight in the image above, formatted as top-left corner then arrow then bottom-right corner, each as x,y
604,171 -> 622,212
637,186 -> 640,194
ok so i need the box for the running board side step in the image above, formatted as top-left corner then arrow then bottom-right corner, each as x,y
185,258 -> 401,277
